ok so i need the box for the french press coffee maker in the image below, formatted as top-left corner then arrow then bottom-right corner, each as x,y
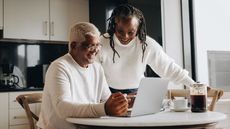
0,64 -> 19,88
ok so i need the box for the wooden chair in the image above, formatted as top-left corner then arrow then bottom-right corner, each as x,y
16,93 -> 42,129
168,87 -> 224,111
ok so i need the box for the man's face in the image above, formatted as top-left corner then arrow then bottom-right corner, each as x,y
71,35 -> 101,68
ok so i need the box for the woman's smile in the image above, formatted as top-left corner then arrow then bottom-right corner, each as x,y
115,17 -> 139,45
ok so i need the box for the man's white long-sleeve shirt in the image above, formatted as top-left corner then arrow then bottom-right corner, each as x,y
37,53 -> 111,129
97,34 -> 195,89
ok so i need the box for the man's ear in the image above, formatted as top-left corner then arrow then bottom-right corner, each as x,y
70,41 -> 77,49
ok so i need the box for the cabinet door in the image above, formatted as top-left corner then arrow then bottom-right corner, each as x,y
4,0 -> 49,40
9,108 -> 33,125
0,93 -> 8,129
50,0 -> 89,41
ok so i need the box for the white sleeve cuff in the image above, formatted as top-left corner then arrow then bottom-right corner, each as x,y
94,103 -> 107,116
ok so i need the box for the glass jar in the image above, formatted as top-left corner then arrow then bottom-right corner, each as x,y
190,83 -> 207,112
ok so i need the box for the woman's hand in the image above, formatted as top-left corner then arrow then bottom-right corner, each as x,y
127,92 -> 137,108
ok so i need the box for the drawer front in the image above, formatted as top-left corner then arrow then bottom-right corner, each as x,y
9,108 -> 35,125
9,92 -> 25,109
10,124 -> 30,129
9,91 -> 39,109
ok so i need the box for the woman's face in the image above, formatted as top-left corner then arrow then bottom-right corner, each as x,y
115,17 -> 139,45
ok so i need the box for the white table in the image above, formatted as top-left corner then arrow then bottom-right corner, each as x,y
66,111 -> 227,129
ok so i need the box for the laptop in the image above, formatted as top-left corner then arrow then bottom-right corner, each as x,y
124,77 -> 169,117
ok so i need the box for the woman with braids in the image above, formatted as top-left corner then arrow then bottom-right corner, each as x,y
96,4 -> 195,96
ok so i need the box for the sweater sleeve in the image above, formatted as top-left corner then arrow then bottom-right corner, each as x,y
98,64 -> 111,102
147,39 -> 195,87
46,62 -> 107,119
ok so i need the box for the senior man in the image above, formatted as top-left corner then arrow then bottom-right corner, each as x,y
37,22 -> 128,129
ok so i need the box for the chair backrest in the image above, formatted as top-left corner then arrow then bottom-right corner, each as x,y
16,93 -> 42,129
168,87 -> 224,111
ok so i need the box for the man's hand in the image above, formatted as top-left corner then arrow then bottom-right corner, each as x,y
105,92 -> 128,116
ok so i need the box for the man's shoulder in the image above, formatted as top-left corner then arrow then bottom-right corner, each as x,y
52,53 -> 67,62
49,54 -> 70,68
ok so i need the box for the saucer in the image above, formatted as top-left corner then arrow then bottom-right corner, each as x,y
170,107 -> 190,112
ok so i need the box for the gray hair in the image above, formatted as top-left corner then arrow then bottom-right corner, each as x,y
69,22 -> 100,51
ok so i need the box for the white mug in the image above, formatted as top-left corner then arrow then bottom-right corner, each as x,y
173,99 -> 188,109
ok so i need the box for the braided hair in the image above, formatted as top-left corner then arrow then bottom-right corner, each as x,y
105,4 -> 148,63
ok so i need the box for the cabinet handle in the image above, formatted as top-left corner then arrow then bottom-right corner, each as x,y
51,21 -> 54,36
14,116 -> 27,119
13,100 -> 17,102
43,21 -> 48,36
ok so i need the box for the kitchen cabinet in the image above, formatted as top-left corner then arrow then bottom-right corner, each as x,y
0,91 -> 42,129
4,0 -> 49,40
0,93 -> 8,129
49,0 -> 89,41
4,0 -> 89,41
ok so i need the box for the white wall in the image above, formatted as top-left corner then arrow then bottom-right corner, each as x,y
193,0 -> 230,84
162,0 -> 183,67
162,0 -> 184,88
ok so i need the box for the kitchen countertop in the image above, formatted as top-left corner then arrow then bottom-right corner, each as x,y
0,86 -> 43,92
